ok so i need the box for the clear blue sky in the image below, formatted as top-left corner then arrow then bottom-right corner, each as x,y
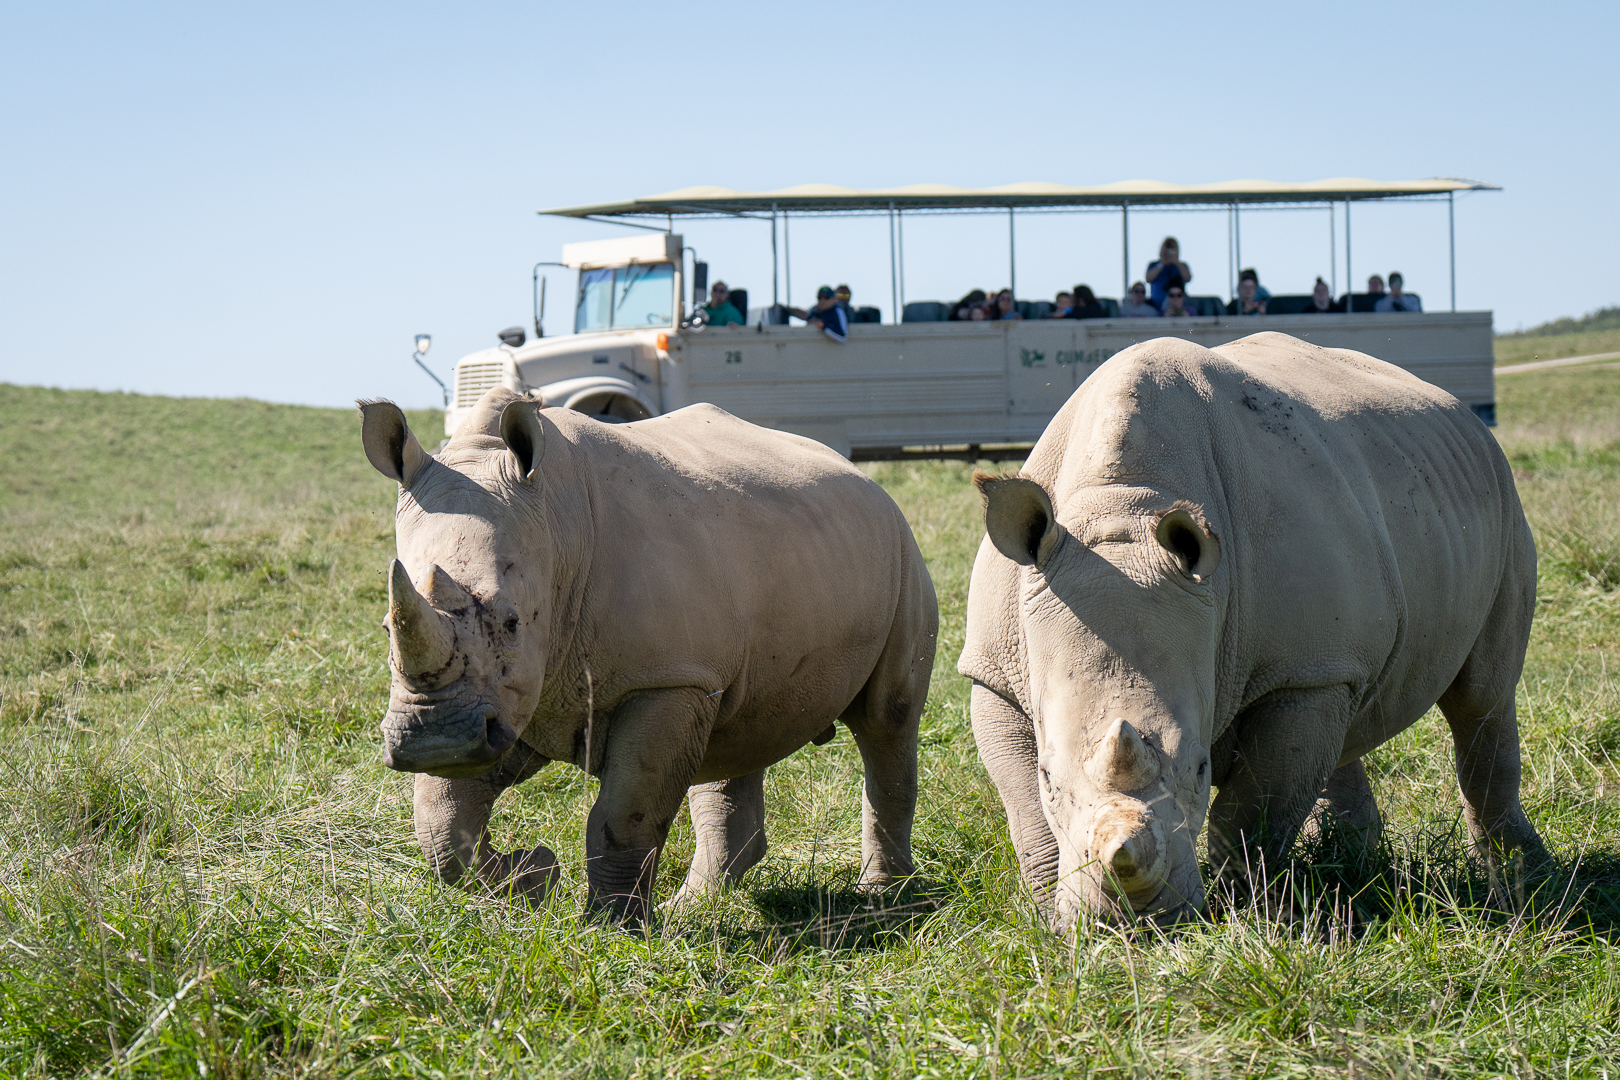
3,1 -> 1614,409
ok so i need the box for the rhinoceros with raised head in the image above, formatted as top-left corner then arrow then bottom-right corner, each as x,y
361,388 -> 937,922
960,332 -> 1546,927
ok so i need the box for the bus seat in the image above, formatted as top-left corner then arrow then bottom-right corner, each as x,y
1263,294 -> 1314,315
1190,297 -> 1224,317
1342,293 -> 1379,312
902,301 -> 948,323
1100,298 -> 1120,318
727,288 -> 748,318
1017,301 -> 1051,320
852,306 -> 882,324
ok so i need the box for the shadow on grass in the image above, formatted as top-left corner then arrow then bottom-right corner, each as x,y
1202,815 -> 1620,942
665,868 -> 948,957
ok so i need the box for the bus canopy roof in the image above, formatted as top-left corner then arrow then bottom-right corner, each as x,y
540,177 -> 1498,219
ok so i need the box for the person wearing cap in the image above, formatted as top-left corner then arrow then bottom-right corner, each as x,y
700,281 -> 744,326
834,284 -> 854,319
1121,282 -> 1159,317
788,286 -> 849,342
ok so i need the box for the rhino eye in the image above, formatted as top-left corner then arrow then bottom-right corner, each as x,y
1197,759 -> 1208,782
504,616 -> 520,634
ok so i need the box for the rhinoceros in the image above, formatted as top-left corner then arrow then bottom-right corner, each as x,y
959,332 -> 1546,926
360,388 -> 937,922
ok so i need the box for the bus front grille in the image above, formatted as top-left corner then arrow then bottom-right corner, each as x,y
454,361 -> 507,407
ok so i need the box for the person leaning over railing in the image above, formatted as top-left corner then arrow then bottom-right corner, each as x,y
1228,275 -> 1268,316
787,286 -> 849,342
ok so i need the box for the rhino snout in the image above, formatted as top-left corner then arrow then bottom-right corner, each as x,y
1092,801 -> 1168,910
382,701 -> 518,778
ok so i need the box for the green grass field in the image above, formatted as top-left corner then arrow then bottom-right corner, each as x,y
5,372 -> 1620,1077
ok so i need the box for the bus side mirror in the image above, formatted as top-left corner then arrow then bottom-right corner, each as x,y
692,261 -> 708,307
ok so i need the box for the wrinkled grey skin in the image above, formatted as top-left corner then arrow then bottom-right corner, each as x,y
960,332 -> 1546,928
362,389 -> 937,923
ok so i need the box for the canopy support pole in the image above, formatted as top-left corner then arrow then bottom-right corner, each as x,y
1345,199 -> 1352,306
1449,191 -> 1456,312
784,211 -> 791,310
1330,203 -> 1337,297
1121,200 -> 1130,298
770,203 -> 779,308
1227,205 -> 1235,298
1008,207 -> 1017,299
897,209 -> 906,316
1234,203 -> 1242,280
889,202 -> 899,326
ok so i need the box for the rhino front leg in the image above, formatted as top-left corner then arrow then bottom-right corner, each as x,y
412,741 -> 558,901
586,687 -> 715,925
1300,758 -> 1384,856
1207,685 -> 1355,896
971,682 -> 1059,909
678,770 -> 769,897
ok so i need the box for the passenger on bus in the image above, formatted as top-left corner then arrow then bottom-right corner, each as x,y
1145,237 -> 1193,312
968,302 -> 989,321
1049,291 -> 1074,318
950,289 -> 988,321
1375,272 -> 1422,312
799,285 -> 849,341
1301,277 -> 1338,313
701,281 -> 745,326
993,289 -> 1021,320
1228,275 -> 1268,316
1367,274 -> 1386,299
834,284 -> 854,318
1162,285 -> 1194,317
1067,285 -> 1108,320
1121,283 -> 1159,318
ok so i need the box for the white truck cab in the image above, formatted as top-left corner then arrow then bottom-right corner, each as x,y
445,233 -> 681,436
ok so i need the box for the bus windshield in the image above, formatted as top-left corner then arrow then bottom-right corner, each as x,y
575,263 -> 675,332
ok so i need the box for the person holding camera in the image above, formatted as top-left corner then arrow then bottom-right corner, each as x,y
1145,236 -> 1192,312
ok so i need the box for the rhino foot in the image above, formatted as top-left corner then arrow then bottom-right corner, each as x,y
480,845 -> 560,905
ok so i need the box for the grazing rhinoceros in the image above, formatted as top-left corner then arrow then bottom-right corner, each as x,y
361,388 -> 937,923
960,332 -> 1546,927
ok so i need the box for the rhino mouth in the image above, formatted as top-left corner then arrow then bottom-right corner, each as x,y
381,702 -> 519,777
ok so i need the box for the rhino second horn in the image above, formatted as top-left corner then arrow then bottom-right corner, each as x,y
1089,717 -> 1159,791
389,559 -> 455,678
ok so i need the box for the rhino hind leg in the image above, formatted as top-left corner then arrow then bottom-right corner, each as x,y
970,683 -> 1059,912
412,741 -> 557,902
841,682 -> 924,892
1207,685 -> 1356,897
677,770 -> 769,898
1299,758 -> 1384,857
1438,653 -> 1548,882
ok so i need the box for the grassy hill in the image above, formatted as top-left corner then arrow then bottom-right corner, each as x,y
1496,305 -> 1620,366
4,381 -> 1620,1076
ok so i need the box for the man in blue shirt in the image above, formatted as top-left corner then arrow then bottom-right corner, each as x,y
1145,236 -> 1193,312
789,286 -> 849,342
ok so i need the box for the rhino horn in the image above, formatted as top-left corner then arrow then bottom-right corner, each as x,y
1090,718 -> 1159,791
388,559 -> 455,678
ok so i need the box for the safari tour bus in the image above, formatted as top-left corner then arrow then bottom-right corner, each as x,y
439,178 -> 1499,459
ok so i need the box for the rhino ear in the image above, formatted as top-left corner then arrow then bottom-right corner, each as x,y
499,399 -> 546,482
1156,504 -> 1221,582
359,399 -> 432,488
975,472 -> 1061,567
